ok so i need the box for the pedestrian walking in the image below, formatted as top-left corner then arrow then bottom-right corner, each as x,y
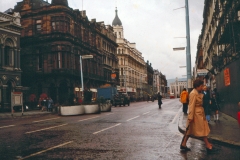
48,97 -> 54,112
212,88 -> 220,104
180,79 -> 212,152
180,88 -> 189,115
238,102 -> 240,128
41,98 -> 47,111
157,92 -> 162,109
202,85 -> 211,122
211,93 -> 220,122
147,95 -> 150,102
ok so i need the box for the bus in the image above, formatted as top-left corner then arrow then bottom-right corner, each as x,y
170,93 -> 175,99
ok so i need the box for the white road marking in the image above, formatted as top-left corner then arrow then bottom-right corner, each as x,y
18,141 -> 73,160
0,125 -> 15,129
126,116 -> 140,122
78,116 -> 99,122
93,123 -> 121,134
33,117 -> 60,123
105,113 -> 114,116
171,107 -> 182,124
142,112 -> 150,115
25,124 -> 68,134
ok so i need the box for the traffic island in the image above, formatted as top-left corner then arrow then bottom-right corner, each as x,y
60,105 -> 85,116
84,104 -> 101,114
99,100 -> 112,112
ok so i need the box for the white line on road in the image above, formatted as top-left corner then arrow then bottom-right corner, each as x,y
33,117 -> 60,123
0,125 -> 15,129
25,124 -> 68,134
105,113 -> 114,116
18,141 -> 73,160
126,116 -> 140,122
142,112 -> 150,115
93,123 -> 121,134
78,116 -> 100,122
171,107 -> 182,124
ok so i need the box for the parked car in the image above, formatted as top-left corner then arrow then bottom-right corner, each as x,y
120,93 -> 130,106
112,93 -> 130,107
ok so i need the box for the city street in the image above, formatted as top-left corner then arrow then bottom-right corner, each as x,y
0,99 -> 239,160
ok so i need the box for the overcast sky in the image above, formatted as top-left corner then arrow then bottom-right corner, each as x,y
0,0 -> 204,80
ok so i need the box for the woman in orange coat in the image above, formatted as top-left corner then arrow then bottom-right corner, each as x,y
180,79 -> 212,152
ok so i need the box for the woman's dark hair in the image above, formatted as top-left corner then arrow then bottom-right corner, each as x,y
183,88 -> 186,91
193,79 -> 204,88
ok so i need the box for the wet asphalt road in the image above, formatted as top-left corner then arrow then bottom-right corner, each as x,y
0,99 -> 240,160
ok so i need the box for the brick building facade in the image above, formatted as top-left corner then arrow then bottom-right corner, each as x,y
13,0 -> 118,104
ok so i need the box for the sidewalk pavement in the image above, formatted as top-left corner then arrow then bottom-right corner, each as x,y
178,111 -> 240,147
0,110 -> 55,119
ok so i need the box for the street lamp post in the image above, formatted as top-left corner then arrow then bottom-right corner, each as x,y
185,0 -> 192,92
80,55 -> 93,100
173,0 -> 192,92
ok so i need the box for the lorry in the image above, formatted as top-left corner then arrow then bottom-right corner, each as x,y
97,87 -> 130,107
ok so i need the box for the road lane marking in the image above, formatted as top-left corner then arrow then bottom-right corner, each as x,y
171,107 -> 182,124
142,112 -> 150,115
105,113 -> 114,116
33,117 -> 60,123
93,123 -> 121,134
0,125 -> 15,129
78,116 -> 100,122
18,141 -> 73,160
25,124 -> 68,134
126,116 -> 140,122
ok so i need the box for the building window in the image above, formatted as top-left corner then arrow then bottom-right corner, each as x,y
51,16 -> 70,32
36,19 -> 42,33
4,46 -> 13,66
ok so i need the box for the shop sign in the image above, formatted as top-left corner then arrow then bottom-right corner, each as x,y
197,69 -> 208,76
224,68 -> 230,86
111,73 -> 116,79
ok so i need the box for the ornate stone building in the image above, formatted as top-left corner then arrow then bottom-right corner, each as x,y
169,78 -> 186,98
0,11 -> 23,111
195,0 -> 240,118
13,0 -> 118,104
145,61 -> 153,96
112,8 -> 147,99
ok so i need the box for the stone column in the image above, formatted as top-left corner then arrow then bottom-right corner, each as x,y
1,85 -> 7,110
14,49 -> 17,69
0,46 -> 1,67
1,46 -> 4,67
17,49 -> 20,69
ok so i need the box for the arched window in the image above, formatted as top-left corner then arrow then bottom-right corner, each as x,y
4,38 -> 14,67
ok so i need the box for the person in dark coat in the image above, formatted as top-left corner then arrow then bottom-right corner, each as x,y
202,85 -> 211,122
157,92 -> 163,109
211,93 -> 220,122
